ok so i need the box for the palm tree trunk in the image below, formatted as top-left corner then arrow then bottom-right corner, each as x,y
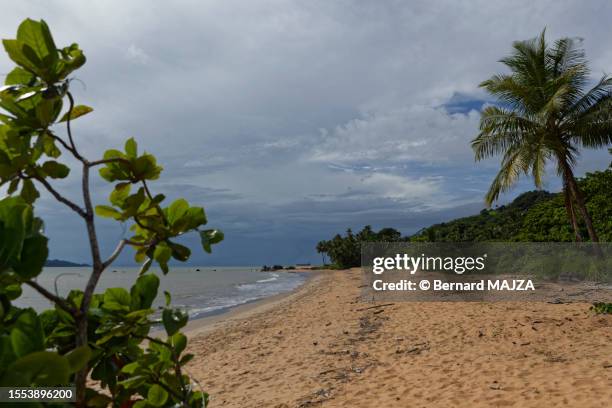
562,181 -> 582,241
561,161 -> 599,242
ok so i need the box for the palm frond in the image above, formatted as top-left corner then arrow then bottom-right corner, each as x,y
547,37 -> 587,81
484,146 -> 531,205
472,106 -> 540,160
565,75 -> 612,118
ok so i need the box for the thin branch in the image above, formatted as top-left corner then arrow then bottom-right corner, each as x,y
101,238 -> 155,269
30,174 -> 87,218
87,157 -> 131,167
48,132 -> 79,158
54,272 -> 82,297
142,180 -> 169,226
81,162 -> 103,312
102,239 -> 127,269
154,380 -> 184,401
125,239 -> 151,246
139,335 -> 171,348
25,280 -> 78,315
138,258 -> 152,275
65,91 -> 86,163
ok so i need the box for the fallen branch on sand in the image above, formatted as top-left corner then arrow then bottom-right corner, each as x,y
355,303 -> 395,311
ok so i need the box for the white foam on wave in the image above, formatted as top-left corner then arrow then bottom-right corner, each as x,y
186,296 -> 259,317
184,272 -> 306,319
256,273 -> 280,283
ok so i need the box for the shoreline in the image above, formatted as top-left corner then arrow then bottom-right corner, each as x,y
166,269 -> 323,337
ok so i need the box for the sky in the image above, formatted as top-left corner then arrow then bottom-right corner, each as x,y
1,1 -> 612,266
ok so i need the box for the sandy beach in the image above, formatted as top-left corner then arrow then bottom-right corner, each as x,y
183,269 -> 612,407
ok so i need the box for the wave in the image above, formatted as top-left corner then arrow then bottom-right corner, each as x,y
186,296 -> 260,317
180,272 -> 306,319
256,273 -> 280,283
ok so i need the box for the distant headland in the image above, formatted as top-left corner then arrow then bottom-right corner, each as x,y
44,259 -> 89,267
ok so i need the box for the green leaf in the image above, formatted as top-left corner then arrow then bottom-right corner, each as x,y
0,197 -> 30,268
132,154 -> 162,180
6,351 -> 70,386
147,384 -> 168,407
168,241 -> 191,262
163,290 -> 171,306
7,178 -> 19,195
162,308 -> 188,336
103,287 -> 131,311
154,243 -> 172,274
98,149 -> 130,182
58,43 -> 86,79
35,97 -> 63,127
191,390 -> 208,406
67,289 -> 84,309
64,346 -> 91,373
199,229 -> 224,253
2,39 -> 39,73
118,374 -> 147,389
183,206 -> 207,230
20,179 -> 39,204
0,336 -> 17,369
12,235 -> 48,279
2,283 -> 22,300
123,188 -> 146,216
125,137 -> 137,158
17,19 -> 57,67
37,132 -> 61,158
5,67 -> 35,85
120,361 -> 140,375
171,332 -> 187,355
41,160 -> 70,179
130,273 -> 160,310
166,199 -> 189,226
90,357 -> 119,389
94,205 -> 122,220
10,310 -> 45,357
58,105 -> 93,122
109,182 -> 131,207
179,353 -> 194,365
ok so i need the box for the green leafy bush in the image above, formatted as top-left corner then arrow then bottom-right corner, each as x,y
590,302 -> 612,314
0,19 -> 222,407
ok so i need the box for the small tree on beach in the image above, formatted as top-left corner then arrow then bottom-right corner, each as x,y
472,30 -> 612,242
0,19 -> 222,407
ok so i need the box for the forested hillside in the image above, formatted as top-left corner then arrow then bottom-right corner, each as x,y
412,163 -> 612,242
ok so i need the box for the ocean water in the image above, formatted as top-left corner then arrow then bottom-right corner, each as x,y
16,267 -> 308,319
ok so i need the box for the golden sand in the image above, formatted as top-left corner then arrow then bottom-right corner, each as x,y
185,269 -> 612,407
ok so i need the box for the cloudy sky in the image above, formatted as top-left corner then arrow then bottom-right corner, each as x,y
2,1 -> 612,265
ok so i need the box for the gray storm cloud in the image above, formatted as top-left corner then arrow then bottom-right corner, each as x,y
1,1 -> 611,264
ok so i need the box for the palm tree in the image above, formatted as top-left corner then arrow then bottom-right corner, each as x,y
472,30 -> 612,242
316,240 -> 328,265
